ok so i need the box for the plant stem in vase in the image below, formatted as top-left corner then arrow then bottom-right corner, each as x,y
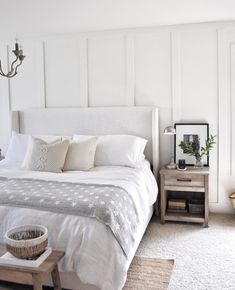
195,156 -> 204,168
179,134 -> 216,167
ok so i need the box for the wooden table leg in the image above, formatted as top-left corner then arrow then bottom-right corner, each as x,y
32,273 -> 43,290
160,174 -> 166,224
51,264 -> 62,290
204,175 -> 209,228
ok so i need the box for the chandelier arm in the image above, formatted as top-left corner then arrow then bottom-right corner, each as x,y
0,40 -> 25,78
0,56 -> 19,77
0,60 -> 6,77
7,56 -> 19,76
6,60 -> 23,78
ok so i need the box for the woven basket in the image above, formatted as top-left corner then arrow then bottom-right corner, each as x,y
229,192 -> 235,209
4,225 -> 48,259
188,200 -> 204,214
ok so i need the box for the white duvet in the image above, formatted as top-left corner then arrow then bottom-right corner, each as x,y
0,160 -> 158,290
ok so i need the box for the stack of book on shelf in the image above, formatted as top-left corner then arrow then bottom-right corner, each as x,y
167,199 -> 187,213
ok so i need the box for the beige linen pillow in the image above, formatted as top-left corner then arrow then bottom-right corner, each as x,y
63,138 -> 98,171
21,137 -> 69,173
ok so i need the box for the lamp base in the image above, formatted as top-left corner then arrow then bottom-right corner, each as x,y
165,163 -> 177,170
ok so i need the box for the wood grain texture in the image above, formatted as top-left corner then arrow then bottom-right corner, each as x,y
51,265 -> 62,290
160,173 -> 166,224
165,213 -> 204,223
160,166 -> 209,226
0,248 -> 64,274
0,269 -> 33,285
160,167 -> 209,175
164,185 -> 205,192
0,246 -> 64,290
204,174 -> 209,227
0,282 -> 67,290
164,174 -> 204,187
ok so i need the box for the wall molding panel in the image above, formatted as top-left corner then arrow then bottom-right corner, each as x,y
78,37 -> 89,107
133,32 -> 172,170
213,27 -> 235,212
230,44 -> 235,177
0,44 -> 11,153
218,28 -> 235,180
44,38 -> 81,107
1,21 -> 235,212
87,35 -> 128,107
171,31 -> 182,122
9,40 -> 45,111
125,36 -> 135,106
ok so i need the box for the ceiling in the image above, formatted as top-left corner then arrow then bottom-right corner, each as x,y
0,0 -> 235,39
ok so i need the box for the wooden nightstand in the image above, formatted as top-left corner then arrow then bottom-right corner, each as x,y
160,166 -> 209,227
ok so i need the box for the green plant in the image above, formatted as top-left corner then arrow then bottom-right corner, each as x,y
179,135 -> 216,160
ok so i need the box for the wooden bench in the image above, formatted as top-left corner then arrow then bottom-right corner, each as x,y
0,245 -> 65,290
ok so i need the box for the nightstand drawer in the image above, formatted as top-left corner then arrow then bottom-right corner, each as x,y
165,174 -> 204,187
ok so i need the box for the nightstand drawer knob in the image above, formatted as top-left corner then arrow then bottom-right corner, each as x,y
177,178 -> 192,182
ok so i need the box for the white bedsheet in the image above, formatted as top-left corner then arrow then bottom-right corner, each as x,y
0,160 -> 158,290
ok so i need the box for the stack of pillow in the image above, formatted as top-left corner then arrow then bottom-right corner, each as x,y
3,131 -> 148,173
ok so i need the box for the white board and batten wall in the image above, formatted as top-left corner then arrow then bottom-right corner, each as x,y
0,21 -> 235,213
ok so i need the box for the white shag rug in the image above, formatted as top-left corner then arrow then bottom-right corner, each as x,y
136,214 -> 235,290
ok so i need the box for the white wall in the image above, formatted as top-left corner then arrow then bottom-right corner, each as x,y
1,0 -> 235,39
0,21 -> 235,213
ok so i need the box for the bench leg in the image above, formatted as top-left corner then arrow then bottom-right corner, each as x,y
51,264 -> 62,290
32,273 -> 43,290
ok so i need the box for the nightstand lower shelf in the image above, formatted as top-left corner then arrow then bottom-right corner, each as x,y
164,212 -> 205,223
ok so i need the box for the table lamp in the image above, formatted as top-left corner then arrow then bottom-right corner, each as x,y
164,126 -> 177,169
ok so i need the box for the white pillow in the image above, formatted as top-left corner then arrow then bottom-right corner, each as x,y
73,134 -> 147,168
21,137 -> 69,173
5,132 -> 62,164
5,132 -> 29,164
63,138 -> 98,171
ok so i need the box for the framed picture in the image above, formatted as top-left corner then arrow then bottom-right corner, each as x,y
174,123 -> 209,166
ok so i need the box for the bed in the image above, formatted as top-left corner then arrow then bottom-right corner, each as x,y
0,107 -> 159,290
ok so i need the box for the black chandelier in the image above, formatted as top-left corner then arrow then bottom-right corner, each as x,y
0,40 -> 26,78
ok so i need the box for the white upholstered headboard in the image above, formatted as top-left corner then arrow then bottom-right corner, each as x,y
11,107 -> 159,175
